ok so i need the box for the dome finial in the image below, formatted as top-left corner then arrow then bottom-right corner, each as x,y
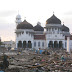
38,17 -> 40,21
24,17 -> 26,20
18,10 -> 19,14
18,10 -> 20,15
37,18 -> 41,25
37,22 -> 41,26
53,11 -> 54,15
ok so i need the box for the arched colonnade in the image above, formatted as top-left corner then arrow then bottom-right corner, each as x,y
48,41 -> 63,48
17,41 -> 32,48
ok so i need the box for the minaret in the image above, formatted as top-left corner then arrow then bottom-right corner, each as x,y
15,13 -> 22,27
15,12 -> 22,48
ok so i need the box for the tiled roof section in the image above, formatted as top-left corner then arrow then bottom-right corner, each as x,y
33,24 -> 44,31
65,35 -> 72,40
61,24 -> 69,32
17,20 -> 33,29
46,14 -> 61,24
34,35 -> 46,40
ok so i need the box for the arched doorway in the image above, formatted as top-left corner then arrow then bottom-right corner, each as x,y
54,41 -> 58,48
23,41 -> 26,48
28,41 -> 32,48
59,41 -> 62,48
49,41 -> 53,48
18,41 -> 22,48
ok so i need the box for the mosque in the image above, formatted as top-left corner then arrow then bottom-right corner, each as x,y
15,13 -> 72,51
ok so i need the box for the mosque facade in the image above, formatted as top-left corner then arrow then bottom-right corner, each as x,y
15,14 -> 72,50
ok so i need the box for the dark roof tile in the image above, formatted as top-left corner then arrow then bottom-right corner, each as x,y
46,14 -> 61,24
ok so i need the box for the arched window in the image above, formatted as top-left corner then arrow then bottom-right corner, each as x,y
59,41 -> 63,48
18,41 -> 22,48
54,41 -> 58,48
23,41 -> 26,48
49,28 -> 50,31
28,41 -> 32,48
49,41 -> 53,48
34,42 -> 36,47
38,42 -> 40,47
47,28 -> 48,31
42,42 -> 44,47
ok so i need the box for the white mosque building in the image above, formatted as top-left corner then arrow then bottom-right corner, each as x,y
15,13 -> 72,51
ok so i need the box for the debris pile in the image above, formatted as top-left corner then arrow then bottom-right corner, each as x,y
0,48 -> 72,72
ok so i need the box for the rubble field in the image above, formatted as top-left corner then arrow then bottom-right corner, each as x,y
1,48 -> 72,72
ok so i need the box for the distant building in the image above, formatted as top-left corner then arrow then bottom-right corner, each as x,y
3,40 -> 15,50
15,13 -> 72,50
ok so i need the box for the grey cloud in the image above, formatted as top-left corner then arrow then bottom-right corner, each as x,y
0,10 -> 17,17
64,11 -> 72,15
0,23 -> 15,31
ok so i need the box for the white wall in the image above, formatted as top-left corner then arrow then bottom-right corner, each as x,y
46,33 -> 65,40
16,29 -> 34,48
70,40 -> 72,50
33,40 -> 46,50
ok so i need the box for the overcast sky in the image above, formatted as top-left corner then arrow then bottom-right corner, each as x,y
0,0 -> 72,41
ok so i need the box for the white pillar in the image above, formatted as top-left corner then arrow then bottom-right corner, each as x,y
67,37 -> 70,52
47,40 -> 49,48
45,40 -> 47,49
22,41 -> 23,48
16,41 -> 18,48
63,40 -> 65,49
32,41 -> 34,49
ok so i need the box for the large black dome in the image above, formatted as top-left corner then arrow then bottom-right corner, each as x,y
17,20 -> 33,29
46,14 -> 61,24
33,23 -> 44,31
61,24 -> 69,32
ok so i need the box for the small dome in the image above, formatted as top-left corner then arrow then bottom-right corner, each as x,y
61,24 -> 69,32
37,22 -> 41,25
33,23 -> 44,31
16,14 -> 21,19
46,14 -> 61,24
17,20 -> 33,29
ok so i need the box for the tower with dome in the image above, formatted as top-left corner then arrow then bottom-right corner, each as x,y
15,13 -> 72,51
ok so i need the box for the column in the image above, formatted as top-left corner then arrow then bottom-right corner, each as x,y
45,40 -> 47,49
16,41 -> 18,48
58,41 -> 59,48
26,41 -> 27,48
63,41 -> 65,49
53,41 -> 54,48
31,41 -> 33,48
67,37 -> 70,52
47,41 -> 49,48
22,41 -> 23,48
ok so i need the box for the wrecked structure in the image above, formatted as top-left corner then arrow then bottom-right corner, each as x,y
1,49 -> 72,72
